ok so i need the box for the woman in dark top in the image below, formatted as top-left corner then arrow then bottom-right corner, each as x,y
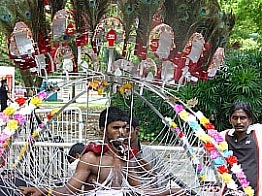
0,79 -> 11,112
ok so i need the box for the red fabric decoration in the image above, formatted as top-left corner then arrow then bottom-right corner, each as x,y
76,33 -> 88,47
150,38 -> 159,52
173,53 -> 186,81
38,33 -> 51,53
129,147 -> 139,159
84,142 -> 109,155
134,39 -> 147,60
106,29 -> 117,47
122,42 -> 127,57
66,23 -> 75,36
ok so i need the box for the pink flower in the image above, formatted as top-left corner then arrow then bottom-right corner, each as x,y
236,171 -> 246,179
13,114 -> 26,126
0,133 -> 9,143
214,135 -> 224,143
27,136 -> 34,142
0,113 -> 9,122
208,129 -> 218,136
39,123 -> 44,129
173,104 -> 183,113
36,91 -> 48,99
239,178 -> 249,187
208,129 -> 224,143
210,150 -> 220,159
0,148 -> 5,157
197,164 -> 202,172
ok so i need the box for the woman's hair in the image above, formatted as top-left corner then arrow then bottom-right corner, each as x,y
99,106 -> 129,129
229,101 -> 254,120
1,79 -> 7,86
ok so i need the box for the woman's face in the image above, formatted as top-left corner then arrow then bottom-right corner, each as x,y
230,109 -> 252,134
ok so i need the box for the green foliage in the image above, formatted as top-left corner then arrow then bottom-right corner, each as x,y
112,50 -> 262,140
219,0 -> 262,49
174,50 -> 262,131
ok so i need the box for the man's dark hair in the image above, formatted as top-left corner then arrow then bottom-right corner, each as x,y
229,101 -> 254,120
99,106 -> 129,129
67,143 -> 85,163
130,115 -> 139,128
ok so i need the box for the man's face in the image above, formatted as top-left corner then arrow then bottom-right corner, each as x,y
103,121 -> 131,153
129,126 -> 138,144
105,121 -> 129,142
230,109 -> 252,133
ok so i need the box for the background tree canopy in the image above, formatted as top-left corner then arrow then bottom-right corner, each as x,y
0,0 -> 261,138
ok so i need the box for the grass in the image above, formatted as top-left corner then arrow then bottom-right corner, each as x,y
41,101 -> 107,112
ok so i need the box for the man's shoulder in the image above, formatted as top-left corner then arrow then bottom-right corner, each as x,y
251,123 -> 262,130
81,150 -> 98,159
83,141 -> 109,155
219,129 -> 233,138
251,123 -> 262,135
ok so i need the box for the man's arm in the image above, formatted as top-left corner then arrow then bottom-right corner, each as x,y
19,152 -> 95,196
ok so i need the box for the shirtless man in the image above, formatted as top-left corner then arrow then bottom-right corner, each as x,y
19,106 -> 183,196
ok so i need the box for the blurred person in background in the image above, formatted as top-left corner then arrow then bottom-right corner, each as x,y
0,79 -> 13,112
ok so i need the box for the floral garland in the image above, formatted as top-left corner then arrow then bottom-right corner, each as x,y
173,104 -> 254,196
0,92 -> 48,167
165,117 -> 207,182
87,80 -> 108,95
119,82 -> 132,95
87,79 -> 132,96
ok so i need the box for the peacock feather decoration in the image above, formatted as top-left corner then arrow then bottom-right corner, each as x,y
118,0 -> 137,57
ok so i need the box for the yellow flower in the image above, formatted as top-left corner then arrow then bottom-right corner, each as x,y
198,133 -> 211,143
3,107 -> 16,116
199,174 -> 207,181
243,186 -> 254,196
218,141 -> 228,151
3,141 -> 9,148
19,143 -> 28,158
124,83 -> 132,90
7,120 -> 19,130
119,86 -> 125,94
32,131 -> 39,138
102,80 -> 108,86
170,122 -> 177,128
179,110 -> 189,121
199,116 -> 209,125
3,138 -> 11,148
221,173 -> 233,184
31,97 -> 42,107
13,163 -> 17,169
90,80 -> 100,89
97,88 -> 103,95
50,108 -> 59,116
